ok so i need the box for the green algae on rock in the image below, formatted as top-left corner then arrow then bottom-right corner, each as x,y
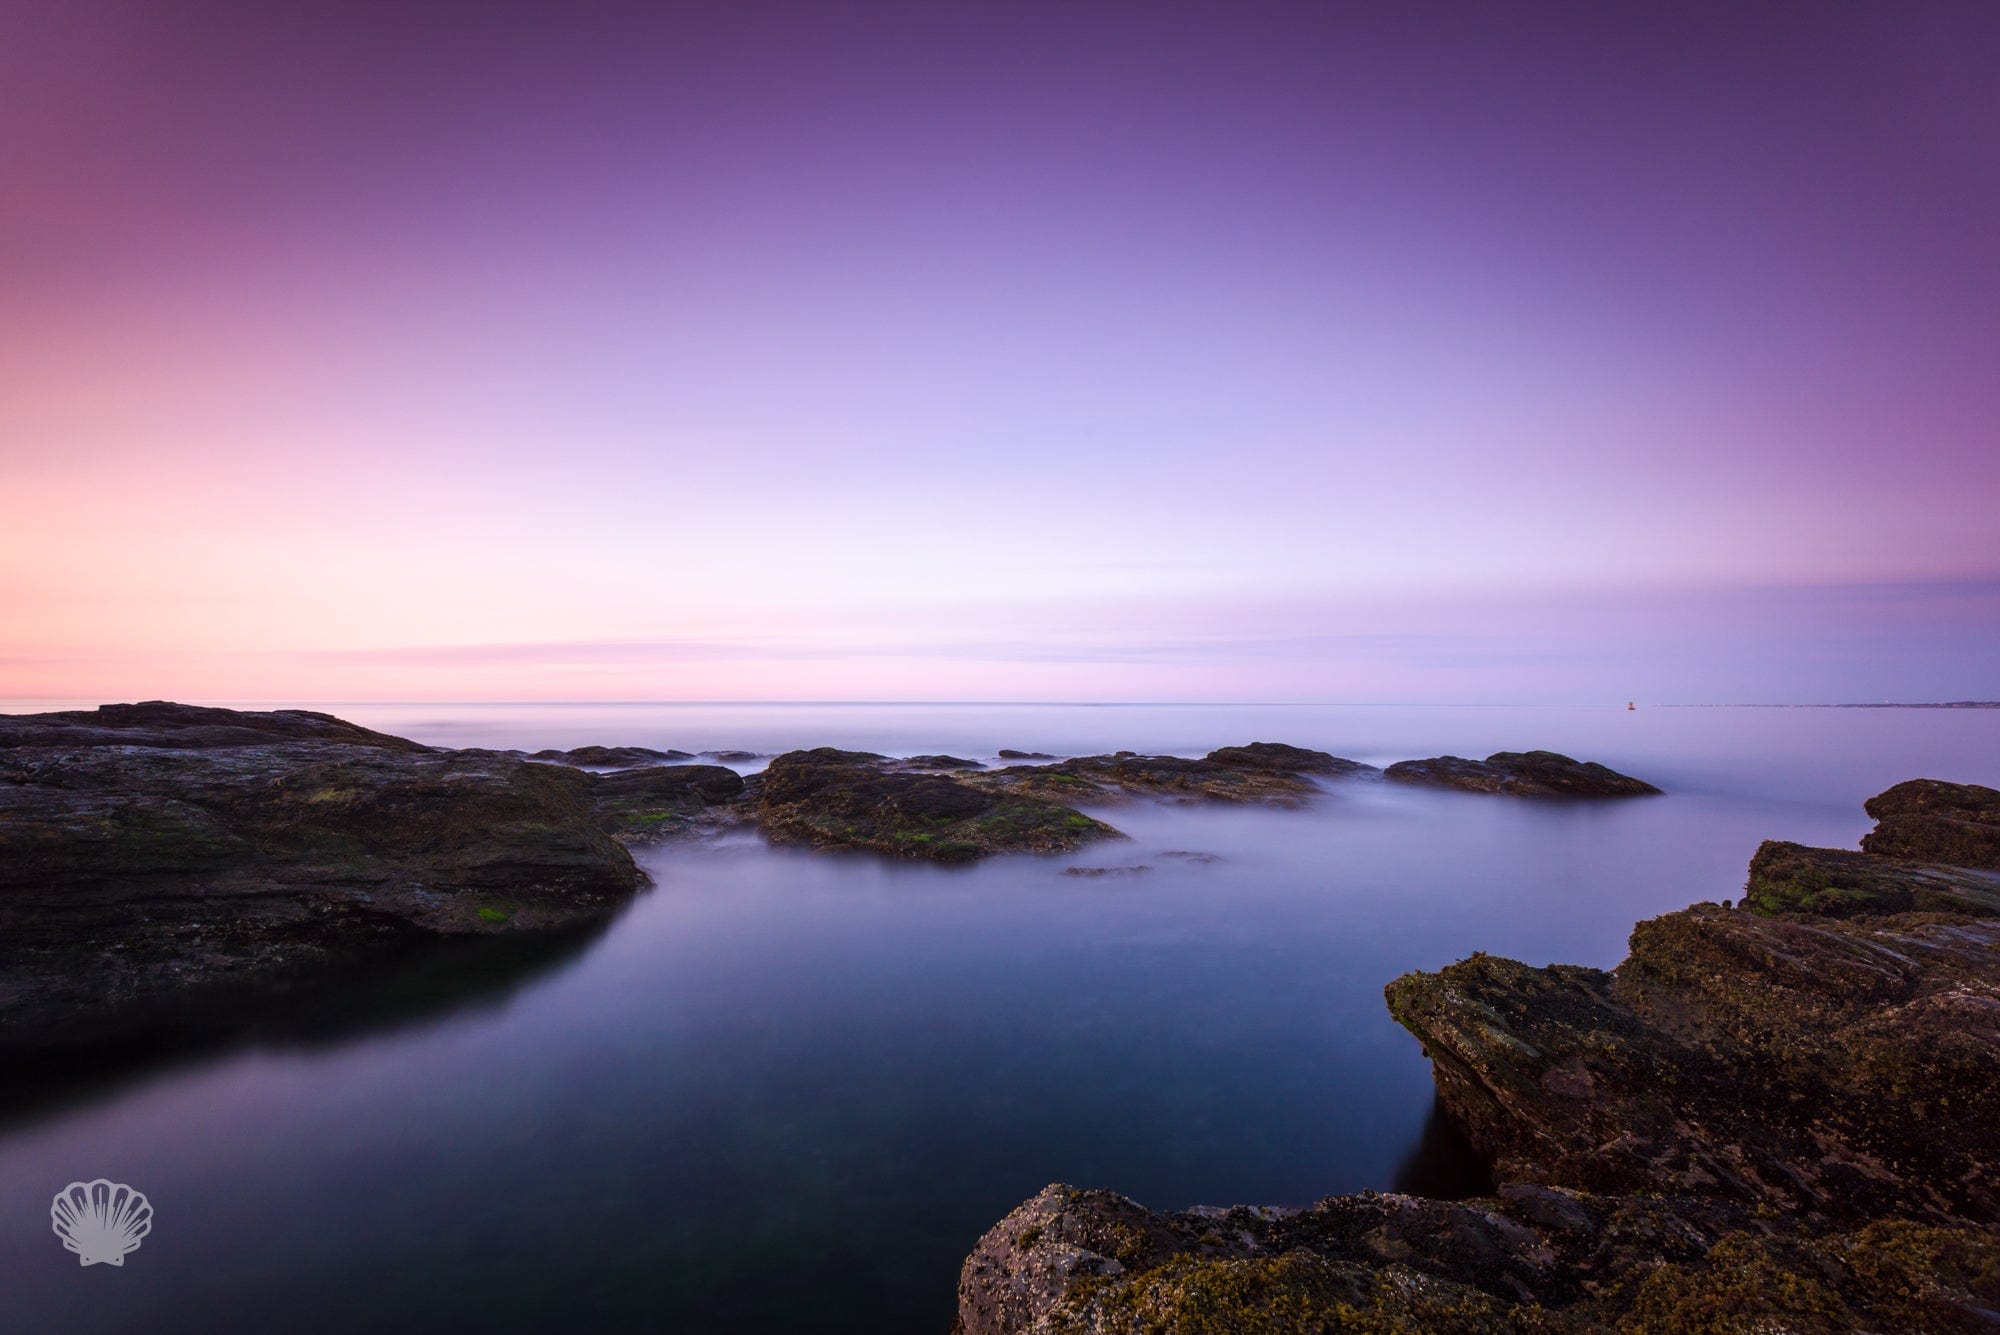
973,750 -> 1325,805
957,1184 -> 2000,1333
1742,839 -> 2000,917
589,763 -> 748,844
757,747 -> 1118,862
1860,777 -> 2000,869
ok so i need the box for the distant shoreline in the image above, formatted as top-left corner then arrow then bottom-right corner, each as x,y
1699,701 -> 2000,710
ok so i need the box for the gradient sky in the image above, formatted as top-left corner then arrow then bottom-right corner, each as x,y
3,1 -> 1997,703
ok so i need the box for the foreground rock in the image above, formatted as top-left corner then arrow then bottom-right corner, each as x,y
1391,781 -> 2000,1220
0,703 -> 645,1049
758,748 -> 1117,862
959,1183 -> 1999,1333
960,779 -> 2000,1331
1385,750 -> 1659,797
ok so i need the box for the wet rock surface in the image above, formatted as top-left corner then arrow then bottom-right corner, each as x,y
757,748 -> 1117,863
1384,750 -> 1660,797
958,779 -> 2000,1332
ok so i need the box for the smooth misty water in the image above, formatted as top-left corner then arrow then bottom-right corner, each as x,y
2,703 -> 1996,1332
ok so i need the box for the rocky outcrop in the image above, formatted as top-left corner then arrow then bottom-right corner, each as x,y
1389,783 -> 2000,1228
1204,742 -> 1378,776
590,763 -> 749,843
1741,839 -> 2000,917
958,1183 -> 2000,1333
757,748 -> 1117,862
0,703 -> 646,1049
959,779 -> 2000,1332
897,755 -> 986,771
1385,750 -> 1659,797
1386,903 -> 2000,1223
529,744 -> 693,766
1861,778 -> 2000,869
975,751 -> 1322,805
0,700 -> 430,754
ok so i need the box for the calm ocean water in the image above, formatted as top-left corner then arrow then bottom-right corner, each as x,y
3,702 -> 1996,1331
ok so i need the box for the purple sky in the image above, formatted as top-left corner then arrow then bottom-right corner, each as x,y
3,1 -> 1996,702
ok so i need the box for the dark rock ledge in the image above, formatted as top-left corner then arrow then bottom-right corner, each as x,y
971,747 -> 1374,806
1386,750 -> 1660,797
528,744 -> 695,766
0,703 -> 646,1051
956,779 -> 2000,1332
757,748 -> 1116,862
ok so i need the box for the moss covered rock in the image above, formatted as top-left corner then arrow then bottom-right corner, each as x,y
589,763 -> 748,844
1860,778 -> 2000,869
958,1183 -> 2000,1332
757,748 -> 1117,862
974,751 -> 1321,805
1742,839 -> 2000,917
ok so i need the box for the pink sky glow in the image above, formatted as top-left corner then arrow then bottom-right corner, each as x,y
3,2 -> 1997,703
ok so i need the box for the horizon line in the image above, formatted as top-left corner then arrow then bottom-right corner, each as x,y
2,698 -> 1994,710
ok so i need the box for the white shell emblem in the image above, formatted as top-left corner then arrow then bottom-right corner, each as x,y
51,1179 -> 153,1267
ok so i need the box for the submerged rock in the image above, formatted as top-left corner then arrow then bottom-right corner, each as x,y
1384,750 -> 1660,797
756,748 -> 1117,862
1204,742 -> 1378,776
0,703 -> 644,1050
